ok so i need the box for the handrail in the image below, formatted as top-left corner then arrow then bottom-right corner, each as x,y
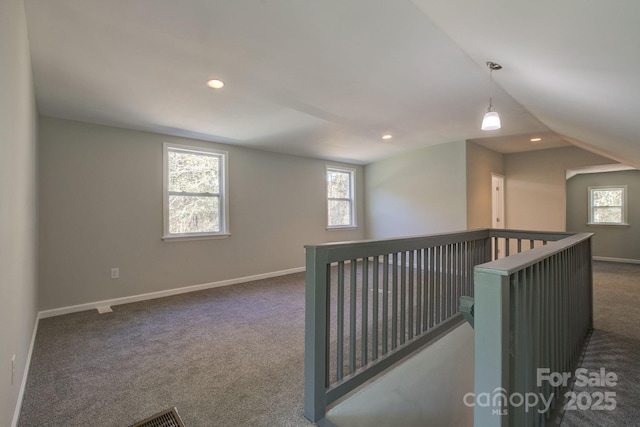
478,233 -> 591,275
472,232 -> 593,426
303,228 -> 578,422
306,229 -> 489,262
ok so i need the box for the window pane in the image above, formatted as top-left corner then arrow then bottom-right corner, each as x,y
593,207 -> 622,223
168,151 -> 219,194
327,171 -> 351,199
593,189 -> 622,207
328,200 -> 351,226
169,195 -> 219,233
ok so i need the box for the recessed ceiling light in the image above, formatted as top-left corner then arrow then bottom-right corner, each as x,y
530,137 -> 542,142
382,134 -> 393,140
206,79 -> 225,89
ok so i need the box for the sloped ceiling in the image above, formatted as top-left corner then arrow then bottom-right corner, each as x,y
23,0 -> 640,166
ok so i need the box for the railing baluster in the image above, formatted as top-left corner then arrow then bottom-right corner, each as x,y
514,270 -> 525,424
568,248 -> 574,364
450,244 -> 456,317
456,243 -> 461,309
526,266 -> 535,420
462,242 -> 467,300
542,258 -> 551,412
400,252 -> 407,344
465,241 -> 471,296
559,250 -> 566,370
533,262 -> 542,425
468,241 -> 474,296
408,250 -> 415,340
552,253 -> 559,396
570,247 -> 577,364
372,255 -> 379,361
349,258 -> 356,373
438,245 -> 449,322
435,245 -> 441,324
447,244 -> 454,317
443,245 -> 449,319
382,254 -> 389,355
392,253 -> 398,349
424,247 -> 430,329
517,238 -> 522,253
337,261 -> 345,381
428,246 -> 435,328
361,257 -> 369,367
453,243 -> 458,315
416,249 -> 423,335
511,272 -> 517,425
446,245 -> 451,318
425,249 -> 429,329
454,243 -> 459,314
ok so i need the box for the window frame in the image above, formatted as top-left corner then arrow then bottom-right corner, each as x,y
162,143 -> 230,241
326,165 -> 357,230
587,185 -> 628,226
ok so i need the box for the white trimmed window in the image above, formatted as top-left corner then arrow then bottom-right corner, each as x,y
588,186 -> 628,225
326,166 -> 356,229
163,143 -> 229,240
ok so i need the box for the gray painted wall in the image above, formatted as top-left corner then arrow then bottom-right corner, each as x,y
466,142 -> 504,229
38,117 -> 365,310
364,140 -> 468,239
504,146 -> 614,231
0,0 -> 39,424
567,170 -> 640,261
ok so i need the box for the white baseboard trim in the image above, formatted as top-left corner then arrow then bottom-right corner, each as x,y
12,315 -> 39,427
593,256 -> 640,265
38,266 -> 305,319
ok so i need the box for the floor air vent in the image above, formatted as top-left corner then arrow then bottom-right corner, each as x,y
130,407 -> 185,427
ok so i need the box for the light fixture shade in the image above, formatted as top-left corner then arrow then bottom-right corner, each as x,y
481,110 -> 501,130
206,79 -> 225,89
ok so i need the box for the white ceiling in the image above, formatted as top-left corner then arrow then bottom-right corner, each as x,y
23,0 -> 640,166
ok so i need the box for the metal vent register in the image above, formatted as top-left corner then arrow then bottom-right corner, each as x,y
130,407 -> 185,427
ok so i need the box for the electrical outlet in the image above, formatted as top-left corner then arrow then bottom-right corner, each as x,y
11,354 -> 15,385
110,267 -> 120,279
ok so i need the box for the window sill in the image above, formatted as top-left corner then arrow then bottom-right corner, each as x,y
586,223 -> 629,227
162,233 -> 231,242
326,226 -> 358,231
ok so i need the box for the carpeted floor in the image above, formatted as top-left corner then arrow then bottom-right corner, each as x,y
17,261 -> 640,426
18,274 -> 314,427
560,261 -> 640,427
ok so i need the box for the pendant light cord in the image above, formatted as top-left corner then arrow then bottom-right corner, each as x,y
488,68 -> 494,111
486,61 -> 502,112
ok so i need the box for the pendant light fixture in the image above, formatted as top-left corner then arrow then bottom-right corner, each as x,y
481,61 -> 502,131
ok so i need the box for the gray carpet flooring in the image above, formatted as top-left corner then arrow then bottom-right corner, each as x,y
560,261 -> 640,427
18,274 -> 313,427
17,261 -> 640,426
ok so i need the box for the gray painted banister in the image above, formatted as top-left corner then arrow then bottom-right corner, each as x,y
473,232 -> 593,426
303,228 -> 588,423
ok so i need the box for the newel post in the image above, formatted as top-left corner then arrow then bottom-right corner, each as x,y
303,245 -> 329,422
473,269 -> 510,427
